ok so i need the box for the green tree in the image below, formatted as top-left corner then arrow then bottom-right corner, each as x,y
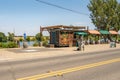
26,36 -> 30,41
8,32 -> 15,42
19,38 -> 23,42
0,32 -> 7,42
88,0 -> 120,31
113,2 -> 120,31
35,33 -> 43,41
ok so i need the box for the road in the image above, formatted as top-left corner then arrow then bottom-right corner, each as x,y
0,49 -> 120,80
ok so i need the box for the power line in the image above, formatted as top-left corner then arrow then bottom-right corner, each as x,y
36,0 -> 89,16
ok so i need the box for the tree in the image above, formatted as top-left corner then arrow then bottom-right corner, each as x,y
0,32 -> 7,42
35,33 -> 44,47
88,0 -> 120,31
26,36 -> 30,41
35,33 -> 43,41
8,32 -> 15,42
19,38 -> 23,42
113,2 -> 120,31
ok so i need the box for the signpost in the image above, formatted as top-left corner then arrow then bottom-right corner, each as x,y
24,33 -> 27,40
23,33 -> 28,48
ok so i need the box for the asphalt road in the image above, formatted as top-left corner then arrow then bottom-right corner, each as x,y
0,49 -> 120,80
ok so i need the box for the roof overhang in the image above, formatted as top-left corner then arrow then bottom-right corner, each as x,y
99,30 -> 110,34
109,30 -> 118,35
40,25 -> 87,32
88,30 -> 100,34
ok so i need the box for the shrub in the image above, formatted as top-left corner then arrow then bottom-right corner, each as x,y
8,42 -> 18,48
1,43 -> 8,48
117,36 -> 120,41
0,43 -> 2,48
33,42 -> 39,47
0,42 -> 18,48
43,41 -> 48,46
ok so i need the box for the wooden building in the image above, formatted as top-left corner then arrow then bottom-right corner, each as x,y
40,25 -> 87,47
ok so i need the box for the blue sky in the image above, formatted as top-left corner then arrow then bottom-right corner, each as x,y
0,0 -> 120,36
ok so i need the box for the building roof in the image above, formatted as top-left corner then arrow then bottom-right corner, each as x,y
109,30 -> 118,35
88,30 -> 100,34
40,25 -> 87,32
99,30 -> 110,34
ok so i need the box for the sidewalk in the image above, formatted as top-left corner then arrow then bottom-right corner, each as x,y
0,44 -> 120,61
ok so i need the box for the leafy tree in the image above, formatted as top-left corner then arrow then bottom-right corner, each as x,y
35,33 -> 44,47
35,33 -> 43,41
26,36 -> 30,41
88,0 -> 120,31
113,2 -> 120,31
8,32 -> 15,42
19,38 -> 23,42
0,32 -> 7,42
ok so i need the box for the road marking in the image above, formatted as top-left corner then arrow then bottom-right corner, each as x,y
23,50 -> 37,52
17,58 -> 120,80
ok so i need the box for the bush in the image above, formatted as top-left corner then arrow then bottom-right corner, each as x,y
43,41 -> 48,46
1,43 -> 8,48
118,37 -> 120,42
33,42 -> 39,47
0,42 -> 18,48
0,43 -> 2,47
8,42 -> 18,48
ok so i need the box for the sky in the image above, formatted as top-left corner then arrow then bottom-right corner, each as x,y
0,0 -> 120,36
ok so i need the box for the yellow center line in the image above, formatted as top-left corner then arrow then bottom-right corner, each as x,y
17,58 -> 120,80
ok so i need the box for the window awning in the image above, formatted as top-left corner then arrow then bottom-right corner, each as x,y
99,30 -> 110,34
74,32 -> 87,35
109,31 -> 118,35
88,30 -> 100,34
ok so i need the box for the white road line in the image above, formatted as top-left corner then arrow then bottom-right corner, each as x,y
22,49 -> 38,52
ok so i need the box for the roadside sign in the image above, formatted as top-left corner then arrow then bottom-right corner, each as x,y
24,33 -> 26,40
